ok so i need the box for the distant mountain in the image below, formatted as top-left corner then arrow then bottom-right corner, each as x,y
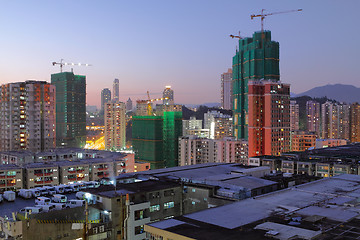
295,84 -> 360,104
183,102 -> 221,108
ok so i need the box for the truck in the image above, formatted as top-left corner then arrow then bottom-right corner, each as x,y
50,203 -> 66,210
18,189 -> 33,199
43,186 -> 56,195
54,185 -> 64,194
35,204 -> 55,212
29,189 -> 41,198
19,207 -> 43,214
3,191 -> 15,201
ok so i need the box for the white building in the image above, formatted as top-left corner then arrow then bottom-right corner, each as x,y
290,100 -> 299,131
182,117 -> 203,135
105,101 -> 126,150
204,111 -> 233,139
0,81 -> 56,152
178,135 -> 248,166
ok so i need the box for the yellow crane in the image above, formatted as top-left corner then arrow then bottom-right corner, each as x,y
136,91 -> 169,116
52,59 -> 91,72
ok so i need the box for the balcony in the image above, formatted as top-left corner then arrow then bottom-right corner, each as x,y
77,169 -> 84,173
35,181 -> 44,184
68,170 -> 76,174
34,173 -> 43,176
7,183 -> 15,186
45,180 -> 52,183
44,172 -> 52,176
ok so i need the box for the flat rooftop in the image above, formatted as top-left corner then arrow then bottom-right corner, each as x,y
147,174 -> 360,239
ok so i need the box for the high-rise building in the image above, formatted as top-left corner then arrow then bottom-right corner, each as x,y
221,68 -> 233,110
0,81 -> 56,152
182,117 -> 202,136
350,102 -> 360,142
306,100 -> 320,136
232,31 -> 280,139
248,80 -> 290,157
113,78 -> 119,101
132,111 -> 182,169
105,101 -> 126,151
337,103 -> 350,140
179,135 -> 248,166
204,111 -> 233,139
321,102 -> 338,139
126,98 -> 133,112
290,100 -> 299,131
100,88 -> 111,113
163,86 -> 174,105
51,72 -> 86,148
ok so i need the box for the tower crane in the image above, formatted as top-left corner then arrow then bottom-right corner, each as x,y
52,59 -> 91,72
251,9 -> 302,33
136,91 -> 169,116
229,31 -> 243,40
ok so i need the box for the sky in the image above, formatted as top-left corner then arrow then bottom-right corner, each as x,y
0,0 -> 359,107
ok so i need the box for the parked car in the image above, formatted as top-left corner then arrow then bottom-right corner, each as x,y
19,207 -> 43,214
35,204 -> 55,212
66,200 -> 85,208
35,196 -> 51,205
50,203 -> 66,210
52,194 -> 67,203
3,191 -> 15,201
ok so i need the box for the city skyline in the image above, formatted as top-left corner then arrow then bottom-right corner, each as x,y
1,1 -> 359,106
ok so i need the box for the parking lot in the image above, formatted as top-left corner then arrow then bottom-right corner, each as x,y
0,192 -> 79,217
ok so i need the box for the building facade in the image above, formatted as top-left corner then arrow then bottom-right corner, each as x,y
51,72 -> 86,148
291,131 -> 316,152
350,102 -> 360,142
321,101 -> 338,139
105,101 -> 126,151
221,68 -> 233,110
113,78 -> 119,101
126,97 -> 133,112
232,31 -> 280,139
248,80 -> 290,157
204,111 -> 233,139
290,100 -> 299,131
132,111 -> 182,169
0,81 -> 56,152
306,100 -> 321,137
163,86 -> 174,105
178,135 -> 248,166
100,88 -> 111,113
182,117 -> 203,136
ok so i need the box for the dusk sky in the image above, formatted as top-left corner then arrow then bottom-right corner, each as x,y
1,1 -> 359,107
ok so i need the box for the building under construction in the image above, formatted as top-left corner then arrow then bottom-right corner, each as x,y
232,31 -> 280,140
132,111 -> 182,169
51,72 -> 86,148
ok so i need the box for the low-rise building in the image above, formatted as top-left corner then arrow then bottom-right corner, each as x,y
291,131 -> 316,151
24,162 -> 59,188
315,138 -> 347,149
57,161 -> 90,184
0,164 -> 23,192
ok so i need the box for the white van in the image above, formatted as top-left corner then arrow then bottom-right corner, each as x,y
18,189 -> 33,199
30,189 -> 40,198
35,204 -> 55,212
69,184 -> 79,192
50,203 -> 66,210
35,196 -> 51,205
66,200 -> 85,208
76,182 -> 86,190
43,186 -> 56,195
62,185 -> 73,193
52,194 -> 67,203
76,191 -> 86,200
19,207 -> 43,214
36,187 -> 49,196
3,191 -> 15,201
54,185 -> 64,194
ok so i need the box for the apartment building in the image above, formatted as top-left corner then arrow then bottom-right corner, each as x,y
0,164 -> 23,192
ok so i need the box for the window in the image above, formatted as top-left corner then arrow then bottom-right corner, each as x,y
135,225 -> 144,235
134,210 -> 144,220
164,201 -> 174,209
149,205 -> 160,212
